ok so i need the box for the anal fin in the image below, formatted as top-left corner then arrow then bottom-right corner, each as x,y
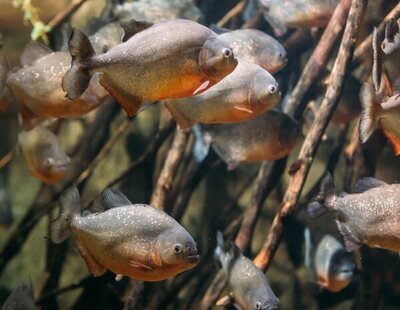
75,236 -> 107,276
164,101 -> 192,129
335,220 -> 362,252
99,76 -> 143,117
19,102 -> 41,130
382,128 -> 400,156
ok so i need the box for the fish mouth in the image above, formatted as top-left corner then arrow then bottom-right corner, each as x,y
186,254 -> 200,264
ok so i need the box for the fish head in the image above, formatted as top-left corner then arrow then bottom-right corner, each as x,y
327,250 -> 355,292
155,227 -> 199,268
262,46 -> 287,73
248,71 -> 280,114
39,153 -> 70,182
199,36 -> 238,81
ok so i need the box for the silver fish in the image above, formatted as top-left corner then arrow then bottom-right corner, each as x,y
313,235 -> 355,292
215,231 -> 279,310
50,187 -> 199,281
114,0 -> 203,23
18,125 -> 70,184
164,59 -> 280,129
307,173 -> 400,253
259,0 -> 338,36
193,109 -> 301,170
218,29 -> 287,73
62,19 -> 237,117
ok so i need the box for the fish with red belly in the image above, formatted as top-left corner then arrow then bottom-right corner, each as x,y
50,187 -> 199,281
62,19 -> 238,117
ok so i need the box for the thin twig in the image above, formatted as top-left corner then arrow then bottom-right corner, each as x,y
253,0 -> 367,271
74,116 -> 132,187
0,148 -> 14,170
150,129 -> 190,210
216,0 -> 248,27
283,0 -> 352,116
47,0 -> 87,30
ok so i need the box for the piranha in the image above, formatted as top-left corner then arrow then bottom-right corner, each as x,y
18,125 -> 70,184
306,173 -> 400,253
114,0 -> 203,23
215,231 -> 279,310
164,59 -> 280,129
0,175 -> 13,228
192,109 -> 301,170
7,42 -> 109,129
381,18 -> 400,55
50,187 -> 199,281
218,28 -> 287,73
62,19 -> 238,117
304,229 -> 355,293
89,22 -> 124,54
259,0 -> 338,36
2,281 -> 35,310
359,82 -> 400,155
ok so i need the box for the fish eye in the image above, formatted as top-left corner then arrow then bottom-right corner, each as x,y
173,244 -> 183,254
44,158 -> 54,167
268,84 -> 277,94
222,48 -> 232,58
255,301 -> 262,309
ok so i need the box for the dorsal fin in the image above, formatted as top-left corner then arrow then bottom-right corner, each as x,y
20,41 -> 53,66
209,23 -> 230,35
120,19 -> 154,42
352,177 -> 387,193
91,188 -> 132,212
229,241 -> 242,258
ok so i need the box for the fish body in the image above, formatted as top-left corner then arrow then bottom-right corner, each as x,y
307,173 -> 400,253
63,19 -> 237,117
215,231 -> 279,310
18,125 -> 70,184
314,235 -> 355,292
50,188 -> 199,281
114,0 -> 203,23
194,109 -> 301,169
218,29 -> 287,73
164,59 -> 280,129
359,82 -> 400,155
7,44 -> 109,129
2,282 -> 35,310
259,0 -> 338,36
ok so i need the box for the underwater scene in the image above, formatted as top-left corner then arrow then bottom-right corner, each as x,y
0,0 -> 400,309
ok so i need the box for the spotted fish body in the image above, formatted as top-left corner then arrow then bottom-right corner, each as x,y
114,0 -> 203,23
18,125 -> 70,184
195,109 -> 301,169
7,45 -> 109,129
51,188 -> 199,282
215,232 -> 279,310
164,59 -> 280,129
259,0 -> 338,36
63,19 -> 237,117
219,29 -> 287,73
307,173 -> 400,253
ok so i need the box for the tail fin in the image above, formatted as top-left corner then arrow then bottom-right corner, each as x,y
50,187 -> 81,244
306,173 -> 336,219
62,28 -> 95,100
359,83 -> 380,143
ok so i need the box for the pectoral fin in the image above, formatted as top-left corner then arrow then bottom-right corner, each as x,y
128,260 -> 154,271
335,220 -> 362,252
193,80 -> 210,96
233,105 -> 253,114
75,237 -> 107,276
